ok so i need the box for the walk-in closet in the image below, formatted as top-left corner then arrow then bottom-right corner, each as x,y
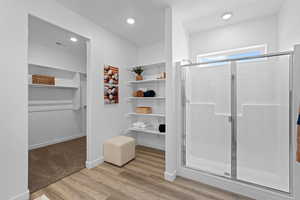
28,16 -> 88,193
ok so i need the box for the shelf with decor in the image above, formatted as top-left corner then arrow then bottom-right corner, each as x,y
125,62 -> 166,150
128,79 -> 165,84
126,113 -> 165,118
127,62 -> 165,71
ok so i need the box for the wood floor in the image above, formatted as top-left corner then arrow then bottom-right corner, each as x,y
31,146 -> 251,200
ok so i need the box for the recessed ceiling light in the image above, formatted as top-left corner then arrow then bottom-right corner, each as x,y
222,12 -> 233,20
70,37 -> 78,42
126,18 -> 135,25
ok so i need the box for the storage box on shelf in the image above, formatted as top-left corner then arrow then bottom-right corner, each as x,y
32,74 -> 55,85
135,107 -> 152,114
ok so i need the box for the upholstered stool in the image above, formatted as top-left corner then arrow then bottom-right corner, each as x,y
104,136 -> 136,167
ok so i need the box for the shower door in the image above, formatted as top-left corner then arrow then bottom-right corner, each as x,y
183,54 -> 291,192
184,63 -> 232,177
235,55 -> 290,192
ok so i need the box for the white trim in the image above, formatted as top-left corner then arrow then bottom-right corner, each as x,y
164,170 -> 177,182
29,133 -> 86,150
178,167 -> 294,200
10,190 -> 30,200
85,157 -> 104,169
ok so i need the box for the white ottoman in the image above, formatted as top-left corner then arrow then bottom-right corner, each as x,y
104,136 -> 136,167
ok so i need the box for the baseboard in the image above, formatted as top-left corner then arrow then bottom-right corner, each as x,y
10,189 -> 30,200
29,133 -> 86,150
164,170 -> 177,182
86,157 -> 104,169
137,141 -> 165,151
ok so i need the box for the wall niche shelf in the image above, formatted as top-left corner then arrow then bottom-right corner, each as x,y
125,62 -> 166,150
28,83 -> 79,89
128,79 -> 165,84
127,128 -> 165,136
127,62 -> 165,71
126,113 -> 165,118
127,97 -> 165,101
28,62 -> 86,74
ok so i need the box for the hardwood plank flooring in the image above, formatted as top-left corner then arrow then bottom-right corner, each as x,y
31,146 -> 252,200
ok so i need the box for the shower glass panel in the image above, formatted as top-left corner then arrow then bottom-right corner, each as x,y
236,55 -> 290,192
183,53 -> 291,193
184,63 -> 232,177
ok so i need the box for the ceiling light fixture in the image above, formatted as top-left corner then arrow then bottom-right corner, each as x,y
222,12 -> 233,20
70,37 -> 78,42
126,18 -> 135,25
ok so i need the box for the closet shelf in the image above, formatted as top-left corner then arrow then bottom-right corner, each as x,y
127,97 -> 165,101
28,62 -> 86,74
29,83 -> 79,89
127,128 -> 165,136
126,113 -> 165,118
128,79 -> 165,84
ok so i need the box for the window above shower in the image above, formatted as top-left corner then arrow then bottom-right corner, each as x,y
196,44 -> 267,66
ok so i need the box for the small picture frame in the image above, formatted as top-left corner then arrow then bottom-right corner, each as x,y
104,85 -> 119,104
104,65 -> 119,85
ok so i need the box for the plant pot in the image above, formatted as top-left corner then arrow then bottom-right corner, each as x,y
136,74 -> 143,81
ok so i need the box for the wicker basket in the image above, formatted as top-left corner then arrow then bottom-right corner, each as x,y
32,74 -> 55,85
135,107 -> 152,114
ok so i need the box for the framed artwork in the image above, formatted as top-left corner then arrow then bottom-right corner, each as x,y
104,85 -> 119,104
104,65 -> 119,104
104,65 -> 119,85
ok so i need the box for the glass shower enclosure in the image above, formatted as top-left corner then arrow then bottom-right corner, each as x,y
182,53 -> 292,193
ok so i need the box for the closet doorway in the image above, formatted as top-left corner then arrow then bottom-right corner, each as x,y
28,16 -> 89,193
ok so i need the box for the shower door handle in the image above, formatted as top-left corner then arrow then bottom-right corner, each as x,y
228,116 -> 233,123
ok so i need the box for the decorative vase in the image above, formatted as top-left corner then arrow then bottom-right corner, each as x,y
136,74 -> 143,81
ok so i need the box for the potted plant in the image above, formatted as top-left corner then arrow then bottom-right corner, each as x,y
131,66 -> 144,81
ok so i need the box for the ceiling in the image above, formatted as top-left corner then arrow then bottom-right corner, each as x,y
29,15 -> 87,56
55,0 -> 286,47
55,0 -> 166,47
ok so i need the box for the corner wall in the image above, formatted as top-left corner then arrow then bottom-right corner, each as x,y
278,0 -> 300,51
165,6 -> 190,181
0,0 -> 137,199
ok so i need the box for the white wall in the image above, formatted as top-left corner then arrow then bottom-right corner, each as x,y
278,0 -> 300,51
165,6 -> 190,181
137,42 -> 165,65
0,0 -> 137,199
189,15 -> 278,62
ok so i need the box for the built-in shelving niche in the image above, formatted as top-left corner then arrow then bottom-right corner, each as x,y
126,62 -> 166,149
